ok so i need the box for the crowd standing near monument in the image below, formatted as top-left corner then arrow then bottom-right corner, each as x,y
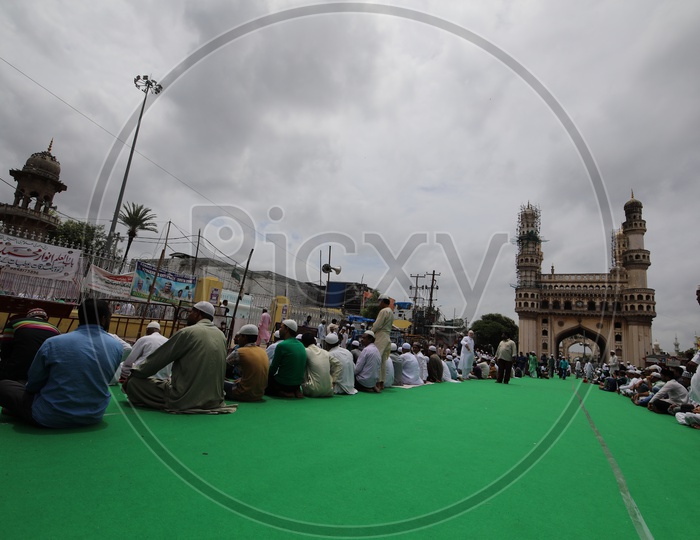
1,294 -> 698,433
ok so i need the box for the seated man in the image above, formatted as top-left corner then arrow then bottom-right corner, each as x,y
225,324 -> 269,402
618,370 -> 642,396
633,372 -> 664,406
124,302 -> 234,413
266,330 -> 281,365
266,319 -> 307,398
427,345 -> 443,382
445,354 -> 460,381
323,333 -> 357,395
354,331 -> 381,392
120,321 -> 169,381
413,342 -> 428,382
0,299 -> 123,428
389,343 -> 402,386
384,350 -> 395,387
648,369 -> 689,414
0,308 -> 60,382
399,343 -> 423,386
300,332 -> 335,397
349,340 -> 362,363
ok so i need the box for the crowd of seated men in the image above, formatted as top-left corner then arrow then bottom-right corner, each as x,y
3,299 -> 698,433
592,353 -> 700,429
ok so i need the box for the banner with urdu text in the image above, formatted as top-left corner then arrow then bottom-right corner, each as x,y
83,265 -> 134,299
130,260 -> 197,304
0,233 -> 81,281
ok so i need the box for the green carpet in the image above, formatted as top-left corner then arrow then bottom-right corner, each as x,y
1,377 -> 694,539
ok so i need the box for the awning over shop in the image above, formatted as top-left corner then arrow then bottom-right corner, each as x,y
392,319 -> 412,330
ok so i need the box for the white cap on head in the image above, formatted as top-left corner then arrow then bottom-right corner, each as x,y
296,334 -> 302,340
390,343 -> 397,351
147,321 -> 160,330
402,343 -> 411,350
378,294 -> 390,301
274,330 -> 280,339
325,333 -> 339,345
240,324 -> 258,336
363,330 -> 375,339
447,355 -> 453,360
282,319 -> 298,333
429,345 -> 437,352
193,301 -> 215,317
352,340 -> 360,347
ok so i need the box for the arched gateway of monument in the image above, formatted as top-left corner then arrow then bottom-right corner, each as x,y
514,196 -> 655,365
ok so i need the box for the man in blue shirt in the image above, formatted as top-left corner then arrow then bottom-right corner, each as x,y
0,299 -> 123,428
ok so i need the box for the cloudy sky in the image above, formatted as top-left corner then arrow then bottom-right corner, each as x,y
1,0 -> 698,353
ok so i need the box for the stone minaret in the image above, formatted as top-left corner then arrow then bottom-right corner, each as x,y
620,191 -> 655,361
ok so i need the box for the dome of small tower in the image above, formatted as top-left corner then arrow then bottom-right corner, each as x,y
624,190 -> 642,213
22,140 -> 61,182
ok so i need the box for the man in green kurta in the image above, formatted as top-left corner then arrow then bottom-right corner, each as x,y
266,319 -> 307,398
124,301 -> 235,413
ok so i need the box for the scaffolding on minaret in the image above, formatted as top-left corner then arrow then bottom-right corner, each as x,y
515,203 -> 545,289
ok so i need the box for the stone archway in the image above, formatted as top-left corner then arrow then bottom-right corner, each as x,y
554,325 -> 607,363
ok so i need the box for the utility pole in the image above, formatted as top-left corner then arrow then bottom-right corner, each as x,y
427,270 -> 440,327
409,273 -> 425,307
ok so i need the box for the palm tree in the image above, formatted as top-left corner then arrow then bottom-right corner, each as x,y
118,202 -> 158,272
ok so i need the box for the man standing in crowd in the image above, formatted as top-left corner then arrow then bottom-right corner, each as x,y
459,330 -> 475,380
257,308 -> 271,346
372,294 -> 394,390
124,301 -> 234,413
0,299 -> 122,428
0,307 -> 60,382
317,319 -> 327,343
267,319 -> 307,398
608,350 -> 620,376
495,333 -> 517,385
225,324 -> 269,402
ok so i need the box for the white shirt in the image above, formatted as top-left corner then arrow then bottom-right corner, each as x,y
400,353 -> 423,385
415,352 -> 428,381
329,346 -> 357,395
266,341 -> 279,365
302,344 -> 334,397
460,336 -> 474,363
317,323 -> 326,342
355,343 -> 381,388
384,356 -> 395,387
121,332 -> 169,380
650,379 -> 689,405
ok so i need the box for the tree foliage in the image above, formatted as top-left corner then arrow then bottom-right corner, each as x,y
682,348 -> 697,360
50,219 -> 110,254
118,202 -> 158,271
470,313 -> 519,354
360,290 -> 380,320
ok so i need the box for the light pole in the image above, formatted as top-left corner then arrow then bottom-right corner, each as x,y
106,75 -> 163,262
